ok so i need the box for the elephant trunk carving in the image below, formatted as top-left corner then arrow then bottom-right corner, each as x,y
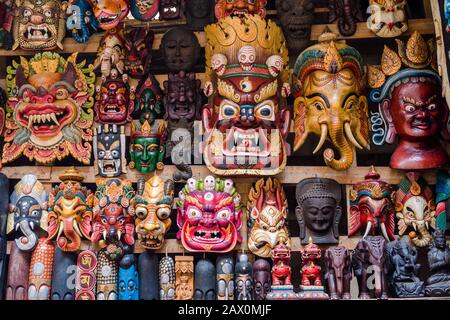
338,0 -> 357,36
58,219 -> 81,252
324,116 -> 354,171
411,223 -> 432,247
16,219 -> 38,252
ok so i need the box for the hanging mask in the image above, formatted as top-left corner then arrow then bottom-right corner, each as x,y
93,27 -> 126,80
129,118 -> 166,173
186,0 -> 214,31
235,254 -> 252,300
176,176 -> 243,253
88,0 -> 129,30
275,0 -> 314,53
349,166 -> 395,242
395,173 -> 436,247
135,75 -> 163,123
66,0 -> 99,43
247,178 -> 290,258
124,27 -> 154,78
161,27 -> 200,73
94,125 -> 127,177
368,31 -> 449,170
11,0 -> 66,50
194,258 -> 216,300
293,31 -> 369,171
295,177 -> 342,244
3,53 -> 95,165
163,72 -> 201,122
216,255 -> 234,300
328,0 -> 364,37
130,0 -> 159,21
7,175 -> 48,252
92,178 -> 135,261
133,176 -> 174,250
214,0 -> 267,19
96,250 -> 118,300
252,258 -> 270,300
94,75 -> 135,125
203,15 -> 291,176
47,168 -> 94,252
367,0 -> 408,38
159,0 -> 184,20
174,255 -> 194,300
118,259 -> 139,300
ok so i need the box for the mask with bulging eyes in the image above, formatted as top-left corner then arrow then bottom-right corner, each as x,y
130,0 -> 160,21
118,263 -> 139,300
94,125 -> 127,178
367,0 -> 408,38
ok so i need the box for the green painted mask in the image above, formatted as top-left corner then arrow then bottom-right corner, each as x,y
129,119 -> 166,173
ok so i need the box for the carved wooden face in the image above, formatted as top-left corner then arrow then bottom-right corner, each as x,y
252,259 -> 270,300
136,76 -> 163,121
159,257 -> 175,300
130,135 -> 164,173
66,0 -> 99,43
367,0 -> 408,37
89,0 -> 129,30
235,254 -> 252,300
92,179 -> 135,261
163,72 -> 201,122
387,81 -> 442,139
95,78 -> 133,124
118,264 -> 139,300
216,256 -> 234,300
94,125 -> 126,177
124,28 -> 153,77
215,0 -> 267,19
275,0 -> 314,52
159,0 -> 183,20
176,177 -> 242,253
12,0 -> 65,50
161,27 -> 200,73
47,181 -> 93,252
130,0 -> 159,21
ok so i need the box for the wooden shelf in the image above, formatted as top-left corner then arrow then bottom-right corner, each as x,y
0,19 -> 435,57
0,165 -> 439,185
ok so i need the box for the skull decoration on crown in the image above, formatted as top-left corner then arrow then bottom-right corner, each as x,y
93,27 -> 125,80
159,0 -> 184,20
275,0 -> 314,54
203,15 -> 291,176
349,166 -> 395,242
66,0 -> 99,43
295,177 -> 342,244
47,168 -> 94,252
328,0 -> 364,37
11,0 -> 66,50
214,0 -> 267,19
130,0 -> 159,21
395,173 -> 436,248
92,178 -> 135,261
247,178 -> 290,258
3,52 -> 95,165
88,0 -> 129,30
7,175 -> 48,252
367,0 -> 408,38
135,75 -> 163,123
93,124 -> 127,177
176,176 -> 243,253
94,74 -> 135,125
293,31 -> 369,171
369,32 -> 449,169
129,118 -> 166,173
124,27 -> 154,78
133,176 -> 174,250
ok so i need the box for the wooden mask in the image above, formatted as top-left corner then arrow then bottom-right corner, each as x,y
368,32 -> 449,170
216,255 -> 234,300
66,0 -> 99,43
47,168 -> 94,252
328,0 -> 364,37
203,15 -> 291,176
7,174 -> 48,252
367,0 -> 408,38
214,0 -> 267,19
96,249 -> 118,300
176,176 -> 243,253
93,27 -> 126,80
295,177 -> 342,244
124,27 -> 154,77
247,178 -> 290,257
159,256 -> 175,300
349,166 -> 395,242
293,31 -> 369,171
92,178 -> 135,261
175,255 -> 194,300
11,0 -> 66,50
159,0 -> 184,20
3,53 -> 95,165
133,176 -> 174,250
88,0 -> 129,30
93,125 -> 127,177
194,258 -> 216,300
28,238 -> 55,300
130,0 -> 159,21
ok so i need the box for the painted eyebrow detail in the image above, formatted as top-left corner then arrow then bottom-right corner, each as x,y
342,92 -> 358,108
401,95 -> 437,106
305,93 -> 330,109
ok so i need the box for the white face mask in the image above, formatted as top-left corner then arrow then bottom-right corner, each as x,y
367,0 -> 408,38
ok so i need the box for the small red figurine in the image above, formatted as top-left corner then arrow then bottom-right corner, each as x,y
271,243 -> 291,286
298,237 -> 329,299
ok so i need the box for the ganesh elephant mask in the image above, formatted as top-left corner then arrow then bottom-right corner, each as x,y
7,175 -> 49,252
293,33 -> 369,171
